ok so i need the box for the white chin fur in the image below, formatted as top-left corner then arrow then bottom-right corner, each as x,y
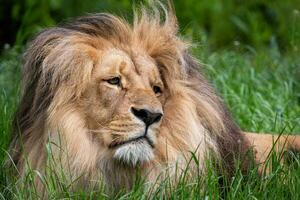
113,140 -> 154,166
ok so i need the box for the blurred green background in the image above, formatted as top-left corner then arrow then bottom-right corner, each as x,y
0,0 -> 299,52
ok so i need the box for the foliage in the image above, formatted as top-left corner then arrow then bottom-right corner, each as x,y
176,0 -> 300,52
1,0 -> 299,52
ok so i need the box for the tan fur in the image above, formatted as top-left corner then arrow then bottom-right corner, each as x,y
243,132 -> 300,173
8,3 -> 299,196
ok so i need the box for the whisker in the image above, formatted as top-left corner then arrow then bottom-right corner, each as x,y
109,123 -> 139,127
109,129 -> 129,133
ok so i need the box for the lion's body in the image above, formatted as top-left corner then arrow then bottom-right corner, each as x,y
243,132 -> 300,172
8,4 -> 300,195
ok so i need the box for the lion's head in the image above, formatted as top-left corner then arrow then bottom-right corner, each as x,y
9,5 -> 250,193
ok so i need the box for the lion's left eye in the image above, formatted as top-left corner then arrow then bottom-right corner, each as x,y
153,86 -> 162,95
106,77 -> 121,86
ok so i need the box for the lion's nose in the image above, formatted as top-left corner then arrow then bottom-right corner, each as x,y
131,107 -> 163,126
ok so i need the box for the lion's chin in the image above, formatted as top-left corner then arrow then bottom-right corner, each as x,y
113,140 -> 154,166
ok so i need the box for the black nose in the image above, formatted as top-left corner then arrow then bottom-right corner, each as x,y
131,107 -> 163,126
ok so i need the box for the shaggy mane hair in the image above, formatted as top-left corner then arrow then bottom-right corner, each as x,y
9,4 -> 251,193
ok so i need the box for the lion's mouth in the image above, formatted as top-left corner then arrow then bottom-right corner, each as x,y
108,134 -> 154,149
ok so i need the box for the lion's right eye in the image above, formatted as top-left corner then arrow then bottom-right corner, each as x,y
106,77 -> 121,86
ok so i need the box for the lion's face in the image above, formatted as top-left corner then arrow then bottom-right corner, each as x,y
81,48 -> 165,165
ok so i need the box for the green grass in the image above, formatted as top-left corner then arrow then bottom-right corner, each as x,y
0,46 -> 299,199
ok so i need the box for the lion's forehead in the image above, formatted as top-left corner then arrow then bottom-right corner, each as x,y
94,48 -> 160,85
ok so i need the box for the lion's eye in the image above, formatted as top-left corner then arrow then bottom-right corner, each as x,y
106,77 -> 121,86
153,86 -> 162,95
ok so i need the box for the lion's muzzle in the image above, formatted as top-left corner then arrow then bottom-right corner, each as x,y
110,108 -> 162,166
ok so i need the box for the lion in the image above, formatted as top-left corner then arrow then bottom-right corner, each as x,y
8,3 -> 300,196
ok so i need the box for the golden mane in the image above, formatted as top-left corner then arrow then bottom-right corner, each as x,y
9,5 -> 252,194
